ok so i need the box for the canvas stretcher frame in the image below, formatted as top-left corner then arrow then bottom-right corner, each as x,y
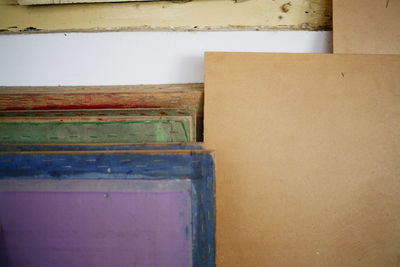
0,149 -> 215,267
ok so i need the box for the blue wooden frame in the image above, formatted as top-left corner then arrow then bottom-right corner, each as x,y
0,150 -> 215,267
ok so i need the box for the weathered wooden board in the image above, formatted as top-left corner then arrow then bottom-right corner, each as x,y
204,53 -> 400,266
0,143 -> 204,151
18,0 -> 158,5
0,149 -> 215,267
333,0 -> 400,54
0,0 -> 331,33
0,84 -> 204,140
0,109 -> 195,143
0,84 -> 203,113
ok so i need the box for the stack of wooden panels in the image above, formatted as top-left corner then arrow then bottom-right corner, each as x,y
0,144 -> 215,267
0,83 -> 204,142
0,84 -> 213,266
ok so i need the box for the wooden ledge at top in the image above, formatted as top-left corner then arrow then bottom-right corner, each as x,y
0,0 -> 332,33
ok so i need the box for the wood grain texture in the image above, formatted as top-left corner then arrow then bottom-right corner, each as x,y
333,0 -> 400,54
0,84 -> 204,140
0,143 -> 204,151
0,109 -> 195,143
204,52 -> 400,266
0,0 -> 331,33
0,84 -> 203,113
18,0 -> 157,5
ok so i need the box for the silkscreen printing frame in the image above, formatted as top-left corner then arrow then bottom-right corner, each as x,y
0,149 -> 215,267
0,108 -> 196,143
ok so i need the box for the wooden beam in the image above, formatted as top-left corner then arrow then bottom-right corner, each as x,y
0,84 -> 204,114
0,0 -> 332,33
18,0 -> 159,5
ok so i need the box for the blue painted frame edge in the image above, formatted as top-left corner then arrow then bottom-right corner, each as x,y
191,153 -> 215,267
0,150 -> 215,267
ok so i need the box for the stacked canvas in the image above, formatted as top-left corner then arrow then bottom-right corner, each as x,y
0,84 -> 204,142
0,84 -> 215,266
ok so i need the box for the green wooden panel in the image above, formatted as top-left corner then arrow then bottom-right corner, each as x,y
0,109 -> 194,144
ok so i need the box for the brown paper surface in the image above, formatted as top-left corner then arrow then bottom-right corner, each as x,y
204,52 -> 400,266
333,0 -> 400,54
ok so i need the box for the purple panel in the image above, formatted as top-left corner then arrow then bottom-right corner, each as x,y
0,191 -> 190,267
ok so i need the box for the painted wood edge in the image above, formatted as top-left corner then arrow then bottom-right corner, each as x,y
0,86 -> 204,111
0,108 -> 196,123
0,144 -> 203,152
0,83 -> 204,94
0,150 -> 216,182
0,142 -> 204,147
0,0 -> 331,33
0,107 -> 193,114
0,149 -> 215,155
0,108 -> 197,141
18,0 -> 156,4
191,152 -> 215,267
0,85 -> 204,123
0,115 -> 192,122
0,118 -> 194,142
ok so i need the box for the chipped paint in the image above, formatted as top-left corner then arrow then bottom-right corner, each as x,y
0,0 -> 331,33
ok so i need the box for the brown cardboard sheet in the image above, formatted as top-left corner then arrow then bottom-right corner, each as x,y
204,53 -> 400,266
333,0 -> 400,54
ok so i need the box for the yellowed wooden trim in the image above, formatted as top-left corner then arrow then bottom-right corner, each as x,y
18,0 -> 155,5
0,0 -> 331,33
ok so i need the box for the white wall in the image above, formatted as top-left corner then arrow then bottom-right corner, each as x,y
0,31 -> 332,86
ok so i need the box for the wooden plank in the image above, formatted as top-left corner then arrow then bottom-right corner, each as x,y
204,52 -> 400,266
0,84 -> 203,113
0,149 -> 215,267
0,0 -> 331,33
0,143 -> 204,151
333,0 -> 400,54
19,0 -> 162,4
0,109 -> 195,143
0,84 -> 204,141
18,0 -> 161,5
